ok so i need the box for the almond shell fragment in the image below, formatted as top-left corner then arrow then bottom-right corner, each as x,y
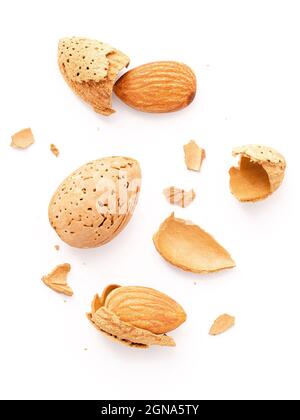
42,263 -> 73,296
229,145 -> 286,202
163,187 -> 195,207
11,128 -> 35,149
153,213 -> 235,274
184,140 -> 205,171
209,314 -> 235,335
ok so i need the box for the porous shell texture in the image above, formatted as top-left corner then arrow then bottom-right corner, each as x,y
48,157 -> 141,248
58,37 -> 129,116
153,213 -> 235,274
114,61 -> 196,113
87,285 -> 186,348
230,144 -> 286,202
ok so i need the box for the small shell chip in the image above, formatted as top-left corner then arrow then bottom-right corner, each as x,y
163,187 -> 195,207
229,145 -> 286,202
11,128 -> 35,149
184,140 -> 205,171
42,263 -> 73,296
209,314 -> 235,336
50,144 -> 59,157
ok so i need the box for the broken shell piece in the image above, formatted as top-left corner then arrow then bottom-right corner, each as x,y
184,140 -> 205,171
87,284 -> 186,348
230,145 -> 286,202
163,187 -> 196,208
153,213 -> 235,273
50,144 -> 59,157
11,128 -> 35,149
58,37 -> 129,116
42,263 -> 73,296
209,314 -> 235,336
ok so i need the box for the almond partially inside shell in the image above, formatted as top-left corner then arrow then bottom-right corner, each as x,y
87,285 -> 186,348
229,145 -> 286,202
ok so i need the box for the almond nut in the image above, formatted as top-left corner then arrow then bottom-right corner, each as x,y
87,285 -> 187,348
114,61 -> 196,113
48,157 -> 141,248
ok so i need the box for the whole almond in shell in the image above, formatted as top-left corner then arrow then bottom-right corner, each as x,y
87,285 -> 187,348
114,61 -> 196,113
48,157 -> 141,248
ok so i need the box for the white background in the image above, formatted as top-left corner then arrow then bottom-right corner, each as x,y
0,0 -> 299,401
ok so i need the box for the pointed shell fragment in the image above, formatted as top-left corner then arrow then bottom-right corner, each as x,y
42,263 -> 73,296
209,314 -> 235,335
183,140 -> 205,171
153,214 -> 235,274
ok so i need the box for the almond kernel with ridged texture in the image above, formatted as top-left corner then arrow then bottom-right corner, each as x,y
87,285 -> 187,348
114,61 -> 196,113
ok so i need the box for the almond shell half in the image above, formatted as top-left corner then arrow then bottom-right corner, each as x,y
153,213 -> 235,274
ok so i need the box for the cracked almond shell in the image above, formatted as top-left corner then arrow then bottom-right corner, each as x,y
58,37 -> 129,116
11,128 -> 35,149
183,140 -> 205,171
48,157 -> 141,248
42,263 -> 73,296
153,213 -> 235,273
229,145 -> 286,202
87,285 -> 186,348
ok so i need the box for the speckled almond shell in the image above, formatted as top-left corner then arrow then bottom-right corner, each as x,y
232,145 -> 286,193
230,145 -> 286,202
48,157 -> 141,248
58,37 -> 129,116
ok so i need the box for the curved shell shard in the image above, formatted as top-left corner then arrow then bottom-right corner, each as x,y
153,214 -> 235,274
230,145 -> 286,202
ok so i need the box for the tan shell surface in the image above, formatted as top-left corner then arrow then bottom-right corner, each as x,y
11,128 -> 35,149
88,307 -> 175,348
153,214 -> 235,274
48,157 -> 141,248
183,140 -> 205,171
114,61 -> 196,113
209,314 -> 235,336
58,37 -> 129,116
230,145 -> 286,202
105,286 -> 187,334
163,187 -> 195,208
42,263 -> 73,296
